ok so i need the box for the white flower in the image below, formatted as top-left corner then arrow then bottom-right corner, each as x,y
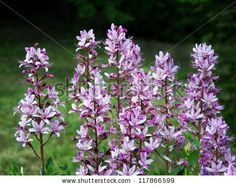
76,139 -> 93,151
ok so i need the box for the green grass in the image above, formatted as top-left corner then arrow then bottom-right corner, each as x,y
0,38 -> 235,174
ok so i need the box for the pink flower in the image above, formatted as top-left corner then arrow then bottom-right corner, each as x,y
16,46 -> 65,150
76,139 -> 93,151
144,137 -> 161,152
139,152 -> 153,170
205,161 -> 227,174
15,130 -> 32,147
76,166 -> 88,175
29,120 -> 49,134
50,120 -> 65,137
117,164 -> 140,176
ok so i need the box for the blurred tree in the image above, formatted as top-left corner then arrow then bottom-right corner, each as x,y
67,0 -> 236,42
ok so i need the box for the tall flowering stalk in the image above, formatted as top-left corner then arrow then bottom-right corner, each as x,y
15,46 -> 65,175
105,23 -> 141,116
151,51 -> 185,174
180,43 -> 236,175
70,30 -> 116,175
69,29 -> 99,103
73,70 -> 115,175
104,24 -> 159,175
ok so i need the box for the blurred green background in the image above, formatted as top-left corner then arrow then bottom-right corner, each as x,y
0,0 -> 236,174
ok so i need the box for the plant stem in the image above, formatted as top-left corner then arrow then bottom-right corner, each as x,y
116,66 -> 121,115
198,88 -> 204,141
165,142 -> 170,174
164,78 -> 170,175
93,77 -> 99,174
28,143 -> 40,159
39,133 -> 45,175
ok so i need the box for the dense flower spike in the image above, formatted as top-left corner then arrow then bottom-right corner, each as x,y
70,30 -> 115,175
104,24 -> 159,174
107,106 -> 160,175
73,70 -> 115,175
180,43 -> 236,175
105,23 -> 141,115
69,29 -> 100,117
15,46 -> 66,175
151,51 -> 186,174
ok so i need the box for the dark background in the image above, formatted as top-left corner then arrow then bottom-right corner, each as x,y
1,0 -> 236,42
0,0 -> 236,174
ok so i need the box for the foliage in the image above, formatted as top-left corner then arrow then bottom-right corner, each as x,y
67,0 -> 236,42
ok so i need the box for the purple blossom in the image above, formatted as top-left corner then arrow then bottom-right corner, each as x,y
71,69 -> 113,175
151,51 -> 184,174
181,43 -> 236,175
15,46 -> 66,175
117,165 -> 140,176
15,130 -> 32,147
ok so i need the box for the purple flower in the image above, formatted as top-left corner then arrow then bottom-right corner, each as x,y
76,139 -> 93,151
50,120 -> 65,137
182,43 -> 236,175
15,130 -> 32,147
139,152 -> 153,170
20,47 -> 49,73
205,161 -> 227,175
15,46 -> 66,176
144,137 -> 161,152
117,165 -> 140,176
29,120 -> 49,134
76,166 -> 88,176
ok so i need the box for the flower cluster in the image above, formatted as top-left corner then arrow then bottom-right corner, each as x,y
15,47 -> 66,175
70,30 -> 115,175
128,69 -> 154,111
104,24 -> 141,114
69,29 -> 100,106
73,70 -> 115,175
180,43 -> 236,175
150,51 -> 186,173
106,106 -> 160,175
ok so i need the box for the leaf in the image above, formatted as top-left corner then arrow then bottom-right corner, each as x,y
59,163 -> 71,175
182,131 -> 193,141
59,163 -> 68,171
46,156 -> 54,170
187,150 -> 200,167
45,156 -> 56,175
171,165 -> 185,175
7,161 -> 21,175
193,137 -> 201,147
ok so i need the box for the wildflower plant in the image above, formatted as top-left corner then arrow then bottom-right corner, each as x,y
179,43 -> 236,175
191,44 -> 235,175
150,51 -> 187,174
15,46 -> 66,175
15,25 -> 236,176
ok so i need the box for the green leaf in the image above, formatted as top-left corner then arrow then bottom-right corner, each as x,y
45,156 -> 56,175
59,163 -> 71,175
187,150 -> 200,167
59,163 -> 68,171
193,137 -> 201,147
182,131 -> 193,141
7,161 -> 21,175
